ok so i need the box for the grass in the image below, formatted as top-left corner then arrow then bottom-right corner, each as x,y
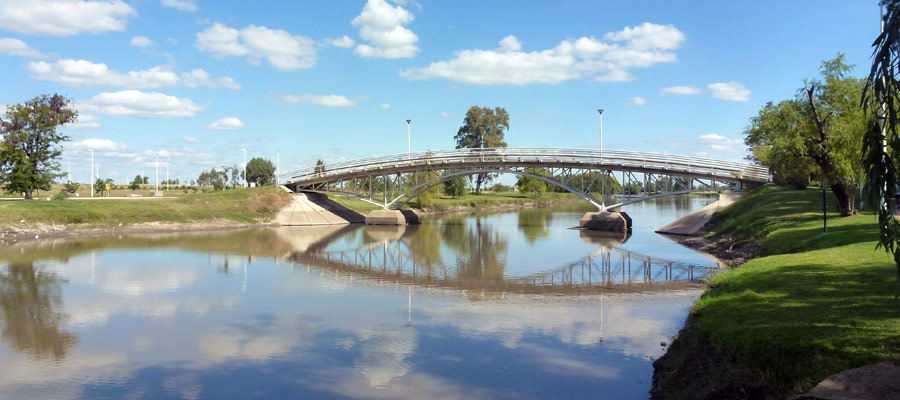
0,186 -> 293,228
327,191 -> 582,214
655,185 -> 900,399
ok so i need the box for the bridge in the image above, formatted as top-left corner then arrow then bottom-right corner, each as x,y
277,148 -> 769,229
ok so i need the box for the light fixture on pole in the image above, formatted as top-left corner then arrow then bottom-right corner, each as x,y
406,119 -> 411,160
597,109 -> 604,155
241,149 -> 247,187
89,149 -> 94,198
276,148 -> 282,185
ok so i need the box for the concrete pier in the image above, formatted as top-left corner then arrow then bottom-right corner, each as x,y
579,211 -> 632,231
365,209 -> 407,225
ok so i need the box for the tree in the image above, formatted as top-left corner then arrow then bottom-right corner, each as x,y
63,181 -> 79,194
863,0 -> 900,286
314,159 -> 325,173
454,106 -> 509,194
443,176 -> 467,198
516,168 -> 548,195
129,175 -> 142,191
0,94 -> 76,199
745,54 -> 870,216
246,157 -> 276,186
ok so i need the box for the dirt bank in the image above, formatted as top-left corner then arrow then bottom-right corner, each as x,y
0,220 -> 277,246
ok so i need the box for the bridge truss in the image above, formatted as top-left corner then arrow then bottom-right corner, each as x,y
279,148 -> 769,210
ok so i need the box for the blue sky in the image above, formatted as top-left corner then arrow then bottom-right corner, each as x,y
0,0 -> 881,184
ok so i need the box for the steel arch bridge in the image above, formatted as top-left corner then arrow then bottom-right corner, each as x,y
278,148 -> 769,210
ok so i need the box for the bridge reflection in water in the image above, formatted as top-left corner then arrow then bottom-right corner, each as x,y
279,224 -> 718,295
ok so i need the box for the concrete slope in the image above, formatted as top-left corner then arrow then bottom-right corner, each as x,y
655,192 -> 744,236
276,193 -> 364,226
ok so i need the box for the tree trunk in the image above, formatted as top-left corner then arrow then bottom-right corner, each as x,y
475,174 -> 484,195
24,191 -> 32,200
830,182 -> 852,217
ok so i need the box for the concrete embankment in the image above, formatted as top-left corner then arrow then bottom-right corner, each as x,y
655,192 -> 744,236
275,192 -> 364,225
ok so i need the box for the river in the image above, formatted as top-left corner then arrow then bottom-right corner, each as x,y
0,195 -> 719,399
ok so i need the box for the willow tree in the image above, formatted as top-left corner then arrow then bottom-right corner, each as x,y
863,0 -> 900,280
0,94 -> 76,199
454,106 -> 509,194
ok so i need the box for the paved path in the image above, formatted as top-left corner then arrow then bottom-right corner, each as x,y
799,361 -> 900,400
655,192 -> 744,235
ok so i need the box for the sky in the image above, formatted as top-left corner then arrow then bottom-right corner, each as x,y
0,0 -> 882,184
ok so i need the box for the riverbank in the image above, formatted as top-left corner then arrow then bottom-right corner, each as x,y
651,186 -> 900,399
0,187 -> 293,243
328,192 -> 587,215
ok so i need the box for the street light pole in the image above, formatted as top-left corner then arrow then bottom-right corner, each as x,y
406,119 -> 411,160
598,109 -> 605,208
276,148 -> 282,185
155,155 -> 159,192
166,164 -> 169,190
241,149 -> 247,187
89,149 -> 94,198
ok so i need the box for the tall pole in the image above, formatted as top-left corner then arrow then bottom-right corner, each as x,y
89,149 -> 94,198
406,119 -> 411,160
598,109 -> 605,208
276,148 -> 282,185
241,149 -> 247,187
166,164 -> 169,190
155,155 -> 159,192
68,162 -> 71,183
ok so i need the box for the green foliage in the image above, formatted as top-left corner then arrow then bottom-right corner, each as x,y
246,157 -> 276,186
443,176 -> 468,198
489,183 -> 513,193
314,159 -> 325,173
862,1 -> 900,287
745,54 -> 871,215
129,175 -> 142,191
0,94 -> 76,199
63,181 -> 79,194
52,190 -> 68,201
516,168 -> 548,195
454,106 -> 510,193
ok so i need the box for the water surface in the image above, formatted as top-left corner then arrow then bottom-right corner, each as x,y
0,195 -> 717,399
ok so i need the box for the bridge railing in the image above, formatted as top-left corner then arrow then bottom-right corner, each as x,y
278,148 -> 769,185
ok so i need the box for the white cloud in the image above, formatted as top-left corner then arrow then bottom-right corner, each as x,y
352,0 -> 418,59
440,112 -> 450,118
280,94 -> 356,108
66,138 -> 128,152
206,117 -> 244,130
161,0 -> 197,12
380,103 -> 390,110
66,113 -> 101,130
79,90 -> 205,118
626,97 -> 646,107
195,22 -> 317,70
28,59 -> 178,88
130,36 -> 153,47
0,38 -> 51,58
181,135 -> 201,143
659,86 -> 701,95
327,35 -> 355,48
699,133 -> 727,140
0,0 -> 136,36
181,69 -> 241,89
708,81 -> 750,102
27,59 -> 239,90
401,22 -> 684,85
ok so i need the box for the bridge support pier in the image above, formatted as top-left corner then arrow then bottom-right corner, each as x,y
365,209 -> 422,225
579,211 -> 632,231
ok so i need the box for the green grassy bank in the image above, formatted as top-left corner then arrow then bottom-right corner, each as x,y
328,191 -> 583,214
0,186 -> 293,229
652,185 -> 900,399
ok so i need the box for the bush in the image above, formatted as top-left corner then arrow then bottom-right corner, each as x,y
64,182 -> 80,194
52,190 -> 68,201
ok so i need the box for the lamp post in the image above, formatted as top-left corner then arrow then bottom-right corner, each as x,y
406,119 -> 411,160
166,163 -> 169,190
276,148 -> 282,185
155,155 -> 159,192
89,149 -> 94,198
241,149 -> 247,187
598,108 -> 605,208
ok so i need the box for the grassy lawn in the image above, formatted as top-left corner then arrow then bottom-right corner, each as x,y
655,185 -> 900,399
0,186 -> 292,228
328,191 -> 581,213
